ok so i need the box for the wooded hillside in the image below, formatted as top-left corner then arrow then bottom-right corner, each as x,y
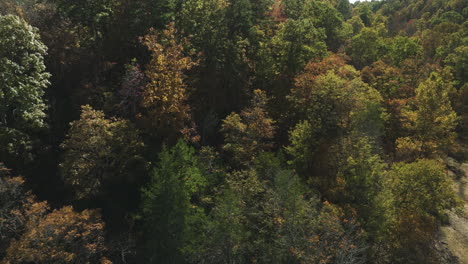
0,0 -> 467,263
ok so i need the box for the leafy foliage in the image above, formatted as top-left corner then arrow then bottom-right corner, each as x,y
381,159 -> 461,263
60,105 -> 144,199
398,72 -> 458,158
0,164 -> 47,259
347,27 -> 387,69
286,56 -> 385,185
140,140 -> 208,263
0,0 -> 466,263
5,206 -> 110,264
221,89 -> 275,167
0,14 -> 50,165
140,23 -> 199,142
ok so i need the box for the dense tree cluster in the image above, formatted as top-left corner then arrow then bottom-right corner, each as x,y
0,0 -> 466,263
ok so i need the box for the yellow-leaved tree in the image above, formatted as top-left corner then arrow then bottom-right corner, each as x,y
397,72 -> 458,160
140,23 -> 199,143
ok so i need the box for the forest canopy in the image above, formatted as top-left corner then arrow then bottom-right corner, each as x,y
0,0 -> 467,263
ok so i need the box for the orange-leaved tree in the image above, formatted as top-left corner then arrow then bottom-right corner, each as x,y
5,206 -> 110,264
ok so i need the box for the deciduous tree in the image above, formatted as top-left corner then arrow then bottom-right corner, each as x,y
387,36 -> 422,66
140,23 -> 198,142
0,164 -> 47,259
382,159 -> 461,263
347,27 -> 387,69
119,60 -> 146,118
399,72 -> 457,158
221,89 -> 275,167
60,105 -> 144,199
0,14 -> 50,166
5,206 -> 110,264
